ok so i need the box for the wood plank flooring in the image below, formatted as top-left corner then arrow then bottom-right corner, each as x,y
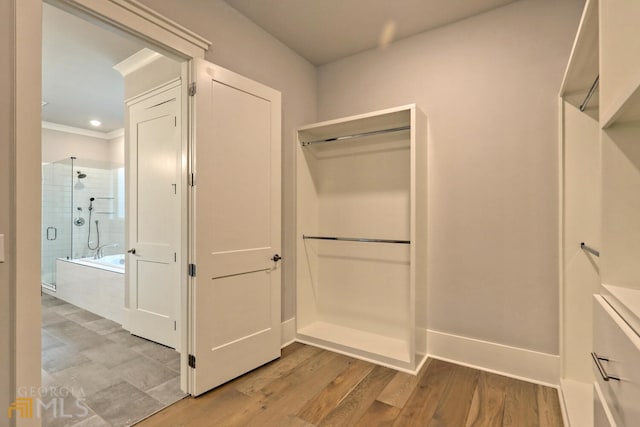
136,343 -> 563,427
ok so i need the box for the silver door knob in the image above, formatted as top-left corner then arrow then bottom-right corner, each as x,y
271,254 -> 281,262
127,248 -> 136,254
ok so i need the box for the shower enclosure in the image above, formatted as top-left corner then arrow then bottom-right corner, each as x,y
41,156 -> 125,290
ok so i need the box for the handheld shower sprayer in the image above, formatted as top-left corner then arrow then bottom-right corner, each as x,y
87,197 -> 99,251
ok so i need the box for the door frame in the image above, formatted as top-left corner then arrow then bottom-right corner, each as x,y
13,0 -> 211,414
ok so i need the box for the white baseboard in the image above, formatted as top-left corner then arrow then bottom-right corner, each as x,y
559,379 -> 593,427
427,330 -> 560,386
281,317 -> 296,348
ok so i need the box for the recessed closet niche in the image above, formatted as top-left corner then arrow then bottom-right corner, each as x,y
295,104 -> 427,372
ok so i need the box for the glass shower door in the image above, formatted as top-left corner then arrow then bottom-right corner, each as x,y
41,158 -> 72,290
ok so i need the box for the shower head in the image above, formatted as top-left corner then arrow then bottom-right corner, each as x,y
90,197 -> 95,201
77,171 -> 87,179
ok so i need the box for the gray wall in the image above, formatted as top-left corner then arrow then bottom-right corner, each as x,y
0,0 -> 14,421
316,0 -> 584,354
137,0 -> 318,321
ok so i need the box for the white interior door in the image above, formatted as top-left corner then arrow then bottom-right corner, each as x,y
189,59 -> 281,395
128,81 -> 182,349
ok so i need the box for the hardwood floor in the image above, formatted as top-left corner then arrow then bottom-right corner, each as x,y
137,343 -> 563,427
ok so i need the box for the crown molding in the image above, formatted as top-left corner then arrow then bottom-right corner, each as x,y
42,121 -> 124,140
51,0 -> 211,58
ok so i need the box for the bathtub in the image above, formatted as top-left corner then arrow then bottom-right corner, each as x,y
72,254 -> 126,274
54,255 -> 125,324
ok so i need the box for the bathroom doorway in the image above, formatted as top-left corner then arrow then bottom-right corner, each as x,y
40,3 -> 186,425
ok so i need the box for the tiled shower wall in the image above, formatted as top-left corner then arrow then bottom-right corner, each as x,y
71,166 -> 125,259
42,162 -> 125,285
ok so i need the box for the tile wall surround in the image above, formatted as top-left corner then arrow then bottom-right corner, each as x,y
42,160 -> 125,287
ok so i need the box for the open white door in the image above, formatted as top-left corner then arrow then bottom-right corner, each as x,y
128,81 -> 182,349
189,59 -> 281,395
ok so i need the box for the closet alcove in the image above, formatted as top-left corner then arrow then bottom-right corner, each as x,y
295,104 -> 428,373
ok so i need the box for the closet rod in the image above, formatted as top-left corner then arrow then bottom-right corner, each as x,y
300,125 -> 410,146
579,76 -> 599,112
303,235 -> 410,244
581,242 -> 600,257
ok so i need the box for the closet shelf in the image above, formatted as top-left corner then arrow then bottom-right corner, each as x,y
559,0 -> 599,119
300,125 -> 410,146
297,321 -> 412,365
303,235 -> 410,244
601,78 -> 640,128
602,284 -> 640,339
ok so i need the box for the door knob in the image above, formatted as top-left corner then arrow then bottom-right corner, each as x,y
127,248 -> 136,254
271,254 -> 281,262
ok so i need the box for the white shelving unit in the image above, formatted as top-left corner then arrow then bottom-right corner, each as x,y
599,0 -> 640,373
295,104 -> 428,373
560,0 -> 640,425
558,3 -> 601,425
559,0 -> 601,372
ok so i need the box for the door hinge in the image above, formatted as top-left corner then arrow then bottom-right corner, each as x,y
188,354 -> 196,368
188,263 -> 196,277
189,83 -> 196,96
174,320 -> 177,331
174,252 -> 177,262
190,172 -> 196,186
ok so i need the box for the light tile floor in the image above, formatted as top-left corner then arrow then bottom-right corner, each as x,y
41,293 -> 186,427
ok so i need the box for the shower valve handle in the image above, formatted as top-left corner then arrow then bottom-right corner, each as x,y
127,248 -> 136,255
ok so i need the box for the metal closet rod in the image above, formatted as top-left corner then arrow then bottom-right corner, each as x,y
300,125 -> 410,146
579,75 -> 599,112
581,242 -> 600,257
303,234 -> 410,244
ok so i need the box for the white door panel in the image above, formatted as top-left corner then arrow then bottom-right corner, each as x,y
128,82 -> 182,349
207,81 -> 272,253
204,271 -> 272,347
190,59 -> 281,396
210,248 -> 272,279
136,261 -> 172,314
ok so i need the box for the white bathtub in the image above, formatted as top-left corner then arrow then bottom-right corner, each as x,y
54,255 -> 125,324
72,254 -> 126,274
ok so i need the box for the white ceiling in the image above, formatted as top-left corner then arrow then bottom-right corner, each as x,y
223,0 -> 520,65
42,0 -> 519,132
42,3 -> 145,133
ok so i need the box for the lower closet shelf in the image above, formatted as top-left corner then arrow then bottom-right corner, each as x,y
297,321 -> 412,368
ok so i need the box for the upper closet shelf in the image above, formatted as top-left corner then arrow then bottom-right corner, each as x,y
599,0 -> 640,127
298,104 -> 413,147
559,0 -> 599,119
601,78 -> 640,128
602,284 -> 640,339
